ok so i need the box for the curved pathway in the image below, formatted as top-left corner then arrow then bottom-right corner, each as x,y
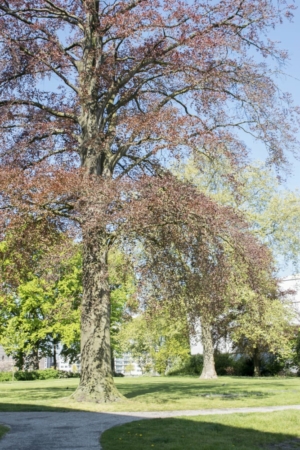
1,405 -> 300,450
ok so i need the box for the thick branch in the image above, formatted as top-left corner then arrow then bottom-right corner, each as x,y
0,100 -> 77,122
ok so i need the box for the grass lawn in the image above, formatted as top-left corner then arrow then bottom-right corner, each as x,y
0,376 -> 300,412
101,410 -> 300,450
0,424 -> 9,440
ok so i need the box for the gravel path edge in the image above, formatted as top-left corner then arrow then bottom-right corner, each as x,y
0,404 -> 300,450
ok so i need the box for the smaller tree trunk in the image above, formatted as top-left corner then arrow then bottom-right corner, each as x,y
32,346 -> 40,370
253,348 -> 261,377
53,343 -> 57,370
200,316 -> 218,379
14,350 -> 25,371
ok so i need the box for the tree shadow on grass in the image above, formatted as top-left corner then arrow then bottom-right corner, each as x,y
100,412 -> 300,450
118,379 -> 271,401
0,405 -> 300,450
0,377 -> 298,413
0,402 -> 74,412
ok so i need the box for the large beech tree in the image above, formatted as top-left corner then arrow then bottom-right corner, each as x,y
0,0 -> 299,402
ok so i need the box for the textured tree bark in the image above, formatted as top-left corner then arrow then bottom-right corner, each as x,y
200,317 -> 218,379
72,229 -> 122,402
253,348 -> 261,377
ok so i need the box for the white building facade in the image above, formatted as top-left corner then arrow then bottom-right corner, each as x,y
114,353 -> 143,376
280,275 -> 300,324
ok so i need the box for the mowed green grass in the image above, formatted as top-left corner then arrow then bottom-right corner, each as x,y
0,424 -> 9,440
0,376 -> 300,412
101,410 -> 300,450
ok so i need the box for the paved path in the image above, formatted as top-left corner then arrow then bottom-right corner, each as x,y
0,405 -> 300,450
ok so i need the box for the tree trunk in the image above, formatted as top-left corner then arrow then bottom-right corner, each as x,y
200,316 -> 218,379
32,346 -> 40,370
253,348 -> 261,377
14,350 -> 25,371
53,343 -> 57,370
72,230 -> 122,402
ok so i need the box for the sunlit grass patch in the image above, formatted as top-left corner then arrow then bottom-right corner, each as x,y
0,376 -> 300,412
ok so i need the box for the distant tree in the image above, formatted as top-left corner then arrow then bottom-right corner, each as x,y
117,316 -> 154,374
128,200 -> 277,379
0,232 -> 135,370
228,286 -> 295,376
175,159 -> 300,270
108,250 -> 137,359
0,240 -> 82,370
118,308 -> 190,375
172,159 -> 300,377
293,332 -> 300,373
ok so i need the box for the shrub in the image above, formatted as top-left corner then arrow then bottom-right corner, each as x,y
14,370 -> 40,381
57,370 -> 80,378
0,368 -> 80,382
167,353 -> 255,377
113,372 -> 125,377
0,372 -> 13,382
214,353 -> 236,375
167,354 -> 203,376
232,356 -> 254,376
167,352 -> 293,377
168,353 -> 238,376
233,354 -> 289,377
260,355 -> 286,376
224,366 -> 235,375
37,369 -> 60,380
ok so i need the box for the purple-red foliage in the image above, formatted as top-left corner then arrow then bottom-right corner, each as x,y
0,0 -> 296,317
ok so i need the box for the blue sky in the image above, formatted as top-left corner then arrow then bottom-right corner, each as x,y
253,6 -> 300,191
42,6 -> 300,192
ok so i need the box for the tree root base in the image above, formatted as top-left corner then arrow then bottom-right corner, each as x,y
71,379 -> 124,403
200,372 -> 218,379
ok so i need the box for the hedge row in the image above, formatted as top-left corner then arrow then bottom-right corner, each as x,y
0,368 -> 80,382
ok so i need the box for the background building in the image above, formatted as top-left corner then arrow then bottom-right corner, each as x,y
114,353 -> 143,376
0,346 -> 14,372
0,344 -> 80,372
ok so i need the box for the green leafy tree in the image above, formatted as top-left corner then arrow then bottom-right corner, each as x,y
293,332 -> 300,372
0,235 -> 136,370
117,309 -> 190,375
117,316 -> 154,374
172,159 -> 299,377
175,159 -> 300,270
228,286 -> 295,376
108,250 -> 137,356
0,248 -> 82,369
